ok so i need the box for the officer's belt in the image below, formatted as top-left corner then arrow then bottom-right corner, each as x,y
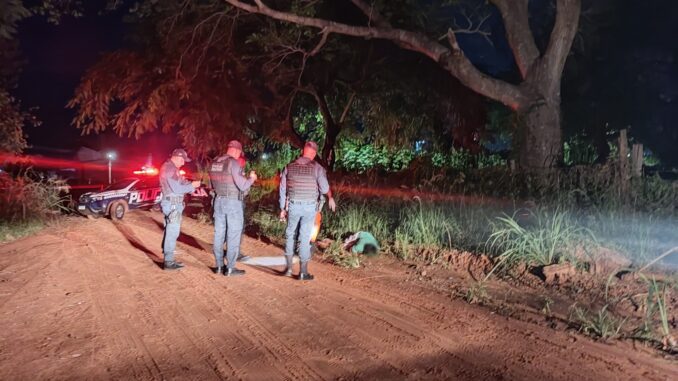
163,195 -> 184,203
289,199 -> 317,205
215,192 -> 242,200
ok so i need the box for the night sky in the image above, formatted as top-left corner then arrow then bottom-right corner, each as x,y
12,1 -> 678,166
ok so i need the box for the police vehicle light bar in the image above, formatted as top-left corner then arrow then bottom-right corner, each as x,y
133,167 -> 159,175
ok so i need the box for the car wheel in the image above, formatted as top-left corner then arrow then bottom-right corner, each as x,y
109,201 -> 128,220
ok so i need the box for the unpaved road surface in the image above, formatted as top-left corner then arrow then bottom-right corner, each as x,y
0,212 -> 675,380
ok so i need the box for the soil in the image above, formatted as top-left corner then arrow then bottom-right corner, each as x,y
1,211 -> 676,380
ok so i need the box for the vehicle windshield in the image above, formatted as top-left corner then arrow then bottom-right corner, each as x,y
104,178 -> 136,191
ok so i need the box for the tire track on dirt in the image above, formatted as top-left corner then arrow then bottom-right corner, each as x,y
131,214 -> 415,378
82,218 -> 319,380
66,226 -> 246,381
142,212 -> 517,379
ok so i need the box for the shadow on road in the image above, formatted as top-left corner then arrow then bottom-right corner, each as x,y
112,221 -> 163,269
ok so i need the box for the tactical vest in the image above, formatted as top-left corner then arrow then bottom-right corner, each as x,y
159,160 -> 180,196
287,160 -> 319,202
209,156 -> 240,198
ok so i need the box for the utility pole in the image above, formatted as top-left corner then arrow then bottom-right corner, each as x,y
106,151 -> 117,184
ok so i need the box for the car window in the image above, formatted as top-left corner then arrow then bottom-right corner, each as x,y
105,179 -> 136,191
130,180 -> 147,190
131,178 -> 160,190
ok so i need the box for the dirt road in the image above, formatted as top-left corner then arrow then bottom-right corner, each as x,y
0,211 -> 675,380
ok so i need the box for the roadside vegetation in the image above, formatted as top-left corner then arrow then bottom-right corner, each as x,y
0,170 -> 71,242
243,152 -> 677,353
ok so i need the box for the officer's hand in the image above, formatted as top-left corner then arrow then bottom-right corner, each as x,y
279,210 -> 287,222
191,181 -> 201,188
249,171 -> 258,182
328,197 -> 336,212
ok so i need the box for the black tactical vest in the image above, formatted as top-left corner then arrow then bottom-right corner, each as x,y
208,156 -> 240,198
287,160 -> 319,202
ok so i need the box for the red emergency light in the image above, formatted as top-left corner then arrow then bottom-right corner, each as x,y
132,167 -> 186,176
133,167 -> 159,175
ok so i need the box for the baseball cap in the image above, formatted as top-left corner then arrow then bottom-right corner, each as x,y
304,141 -> 319,151
171,148 -> 192,162
227,140 -> 243,150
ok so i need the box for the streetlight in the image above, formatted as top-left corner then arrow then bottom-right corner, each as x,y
106,151 -> 117,184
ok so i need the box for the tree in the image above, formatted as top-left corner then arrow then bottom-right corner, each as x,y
0,0 -> 84,154
222,0 -> 581,170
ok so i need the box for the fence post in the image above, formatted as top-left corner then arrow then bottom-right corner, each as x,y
618,129 -> 629,201
631,143 -> 643,178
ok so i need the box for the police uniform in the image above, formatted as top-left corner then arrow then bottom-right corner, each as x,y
208,153 -> 254,274
279,156 -> 330,278
159,150 -> 195,269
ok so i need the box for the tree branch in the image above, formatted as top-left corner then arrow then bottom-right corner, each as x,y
349,0 -> 391,28
541,0 -> 581,95
224,0 -> 530,110
491,0 -> 539,79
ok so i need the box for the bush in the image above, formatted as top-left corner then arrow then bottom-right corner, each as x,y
486,209 -> 597,271
0,171 -> 70,242
0,171 -> 70,222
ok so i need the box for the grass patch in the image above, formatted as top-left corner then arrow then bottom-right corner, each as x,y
249,210 -> 286,243
0,220 -> 45,243
322,240 -> 362,268
569,304 -> 627,340
486,209 -> 597,272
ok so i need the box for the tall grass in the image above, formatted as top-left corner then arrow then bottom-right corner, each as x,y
486,209 -> 597,271
323,200 -> 395,241
0,171 -> 71,243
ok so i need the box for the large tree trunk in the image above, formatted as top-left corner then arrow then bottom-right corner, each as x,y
518,99 -> 562,169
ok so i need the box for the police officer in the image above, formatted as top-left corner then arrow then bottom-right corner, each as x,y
279,141 -> 336,280
208,140 -> 257,276
159,148 -> 201,270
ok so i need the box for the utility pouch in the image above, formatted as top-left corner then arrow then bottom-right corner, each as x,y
168,206 -> 180,223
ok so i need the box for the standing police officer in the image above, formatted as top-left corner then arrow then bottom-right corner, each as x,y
159,148 -> 201,270
279,141 -> 336,280
208,140 -> 257,276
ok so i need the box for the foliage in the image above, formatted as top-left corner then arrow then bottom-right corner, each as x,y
569,304 -> 627,340
464,281 -> 489,304
322,199 -> 395,241
322,240 -> 361,268
563,134 -> 599,166
637,274 -> 674,347
0,90 -> 33,154
334,138 -> 415,173
248,209 -> 286,243
0,219 -> 44,243
0,171 -> 70,227
246,142 -> 298,180
486,209 -> 597,271
0,0 -> 31,39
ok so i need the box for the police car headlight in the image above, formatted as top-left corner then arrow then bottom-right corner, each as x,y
92,195 -> 104,201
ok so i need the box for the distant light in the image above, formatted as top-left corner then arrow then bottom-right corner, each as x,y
262,153 -> 270,160
106,151 -> 117,160
179,169 -> 186,176
133,166 -> 159,176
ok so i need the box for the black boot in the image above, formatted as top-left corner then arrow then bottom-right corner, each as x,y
299,261 -> 314,281
225,268 -> 246,277
214,266 -> 224,275
164,261 -> 184,270
283,255 -> 294,277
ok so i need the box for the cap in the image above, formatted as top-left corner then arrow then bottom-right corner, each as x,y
304,141 -> 319,151
227,140 -> 243,150
171,148 -> 192,162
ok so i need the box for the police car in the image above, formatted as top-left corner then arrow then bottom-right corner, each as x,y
77,177 -> 163,220
77,168 -> 212,220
